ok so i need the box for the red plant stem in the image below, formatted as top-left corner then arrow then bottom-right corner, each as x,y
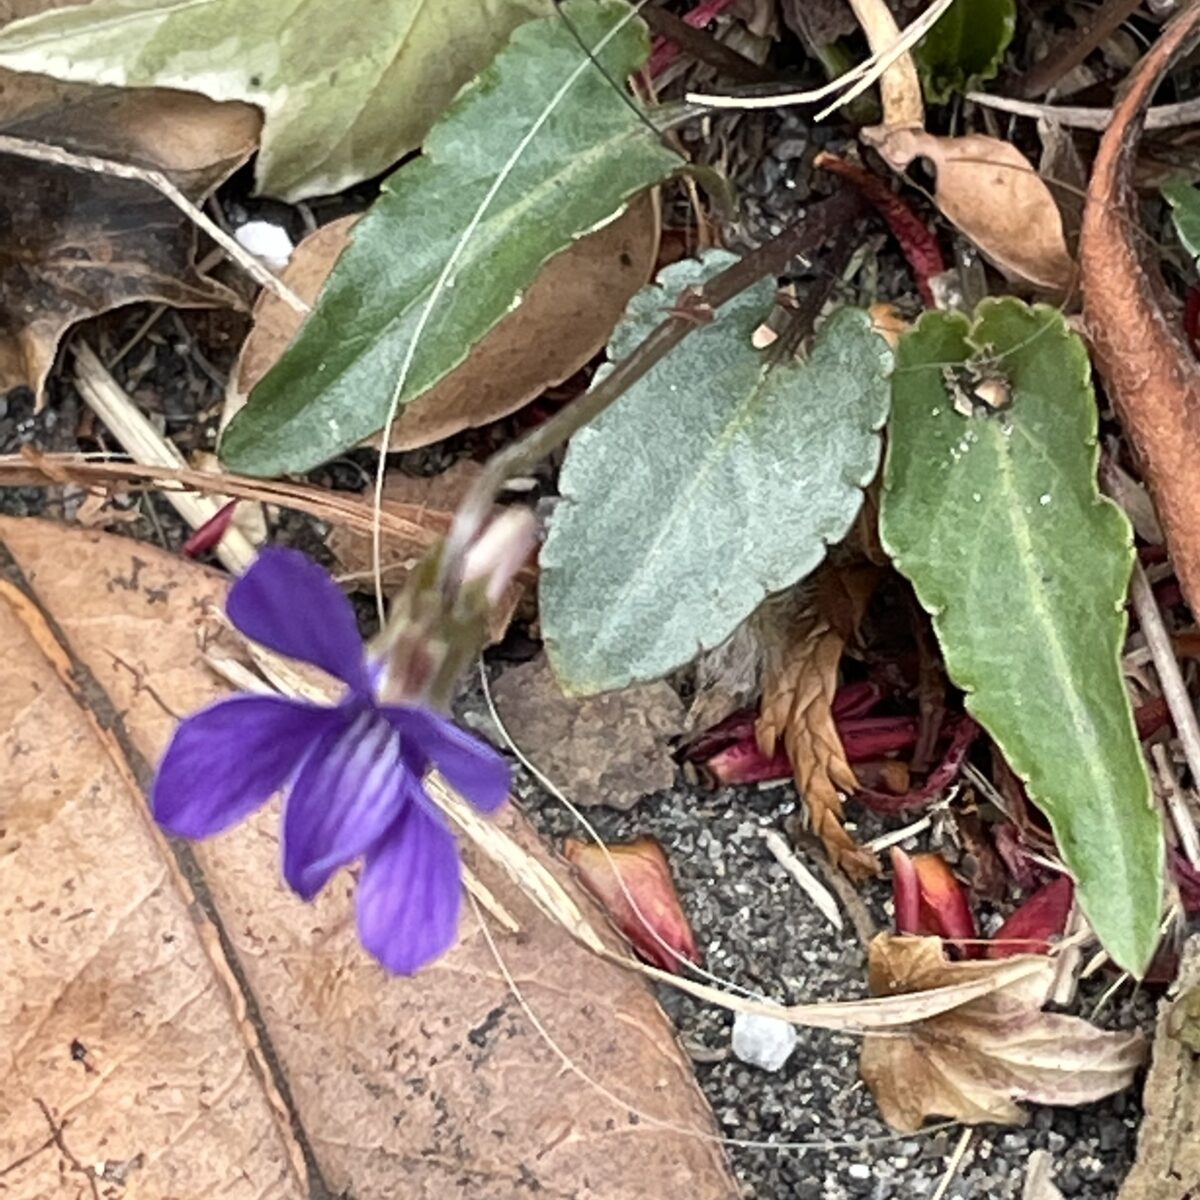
814,152 -> 946,306
182,500 -> 237,558
855,717 -> 979,813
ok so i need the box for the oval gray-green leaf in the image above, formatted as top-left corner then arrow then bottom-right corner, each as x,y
219,0 -> 682,476
880,298 -> 1163,976
540,252 -> 893,694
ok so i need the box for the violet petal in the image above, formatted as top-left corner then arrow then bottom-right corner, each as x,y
383,705 -> 510,813
281,707 -> 409,901
153,694 -> 335,838
227,548 -> 368,691
356,799 -> 462,974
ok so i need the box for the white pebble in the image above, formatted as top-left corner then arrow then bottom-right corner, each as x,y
235,220 -> 295,270
1039,493 -> 1052,506
848,1163 -> 872,1181
731,1010 -> 798,1072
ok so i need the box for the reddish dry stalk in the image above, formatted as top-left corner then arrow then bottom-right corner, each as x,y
815,152 -> 946,306
1080,4 -> 1200,617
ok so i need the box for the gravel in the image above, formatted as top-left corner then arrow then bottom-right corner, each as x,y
476,694 -> 1156,1200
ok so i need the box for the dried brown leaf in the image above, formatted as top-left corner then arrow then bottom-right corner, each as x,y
0,517 -> 739,1200
492,652 -> 684,810
1118,936 -> 1200,1199
1080,3 -> 1200,618
0,63 -> 259,400
757,570 -> 879,879
228,194 -> 660,451
867,127 -> 1074,291
860,936 -> 1146,1132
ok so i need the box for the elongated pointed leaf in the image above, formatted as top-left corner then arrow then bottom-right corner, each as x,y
219,0 -> 682,476
0,0 -> 552,200
880,299 -> 1163,975
541,253 -> 892,694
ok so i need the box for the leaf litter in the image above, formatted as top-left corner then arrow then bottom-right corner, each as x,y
4,0 -> 1200,1196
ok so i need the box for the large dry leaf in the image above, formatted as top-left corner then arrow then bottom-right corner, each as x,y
866,127 -> 1074,291
1080,2 -> 1200,619
0,517 -> 739,1200
1119,937 -> 1200,1199
0,68 -> 259,400
492,652 -> 684,810
756,567 -> 879,879
859,936 -> 1145,1132
227,194 -> 660,452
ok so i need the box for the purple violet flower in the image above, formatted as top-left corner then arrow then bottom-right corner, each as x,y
153,547 -> 510,974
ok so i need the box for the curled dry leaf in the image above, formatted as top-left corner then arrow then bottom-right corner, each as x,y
0,74 -> 258,400
1080,2 -> 1200,617
757,568 -> 880,878
865,127 -> 1074,291
564,836 -> 701,973
0,517 -> 740,1200
491,652 -> 684,810
227,194 -> 660,453
860,935 -> 1147,1132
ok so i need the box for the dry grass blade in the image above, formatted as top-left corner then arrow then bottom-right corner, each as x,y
0,452 -> 459,550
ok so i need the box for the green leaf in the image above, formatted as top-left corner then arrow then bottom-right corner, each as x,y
1163,177 -> 1200,262
0,0 -> 552,200
540,252 -> 893,694
219,0 -> 682,476
915,0 -> 1016,104
880,299 -> 1163,975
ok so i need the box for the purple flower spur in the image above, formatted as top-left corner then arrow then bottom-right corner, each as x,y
153,547 -> 510,974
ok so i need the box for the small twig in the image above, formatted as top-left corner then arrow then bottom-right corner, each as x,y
966,90 -> 1200,131
792,829 -> 878,949
930,1128 -> 973,1200
71,342 -> 258,573
0,133 -> 308,313
1128,558 -> 1200,862
1152,742 -> 1200,868
760,828 -> 844,931
1013,0 -> 1144,98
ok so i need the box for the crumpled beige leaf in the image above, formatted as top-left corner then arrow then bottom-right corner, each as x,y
0,74 -> 258,401
493,652 -> 684,810
756,566 -> 879,878
866,127 -> 1074,291
860,936 -> 1146,1132
227,193 -> 660,452
0,517 -> 739,1200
